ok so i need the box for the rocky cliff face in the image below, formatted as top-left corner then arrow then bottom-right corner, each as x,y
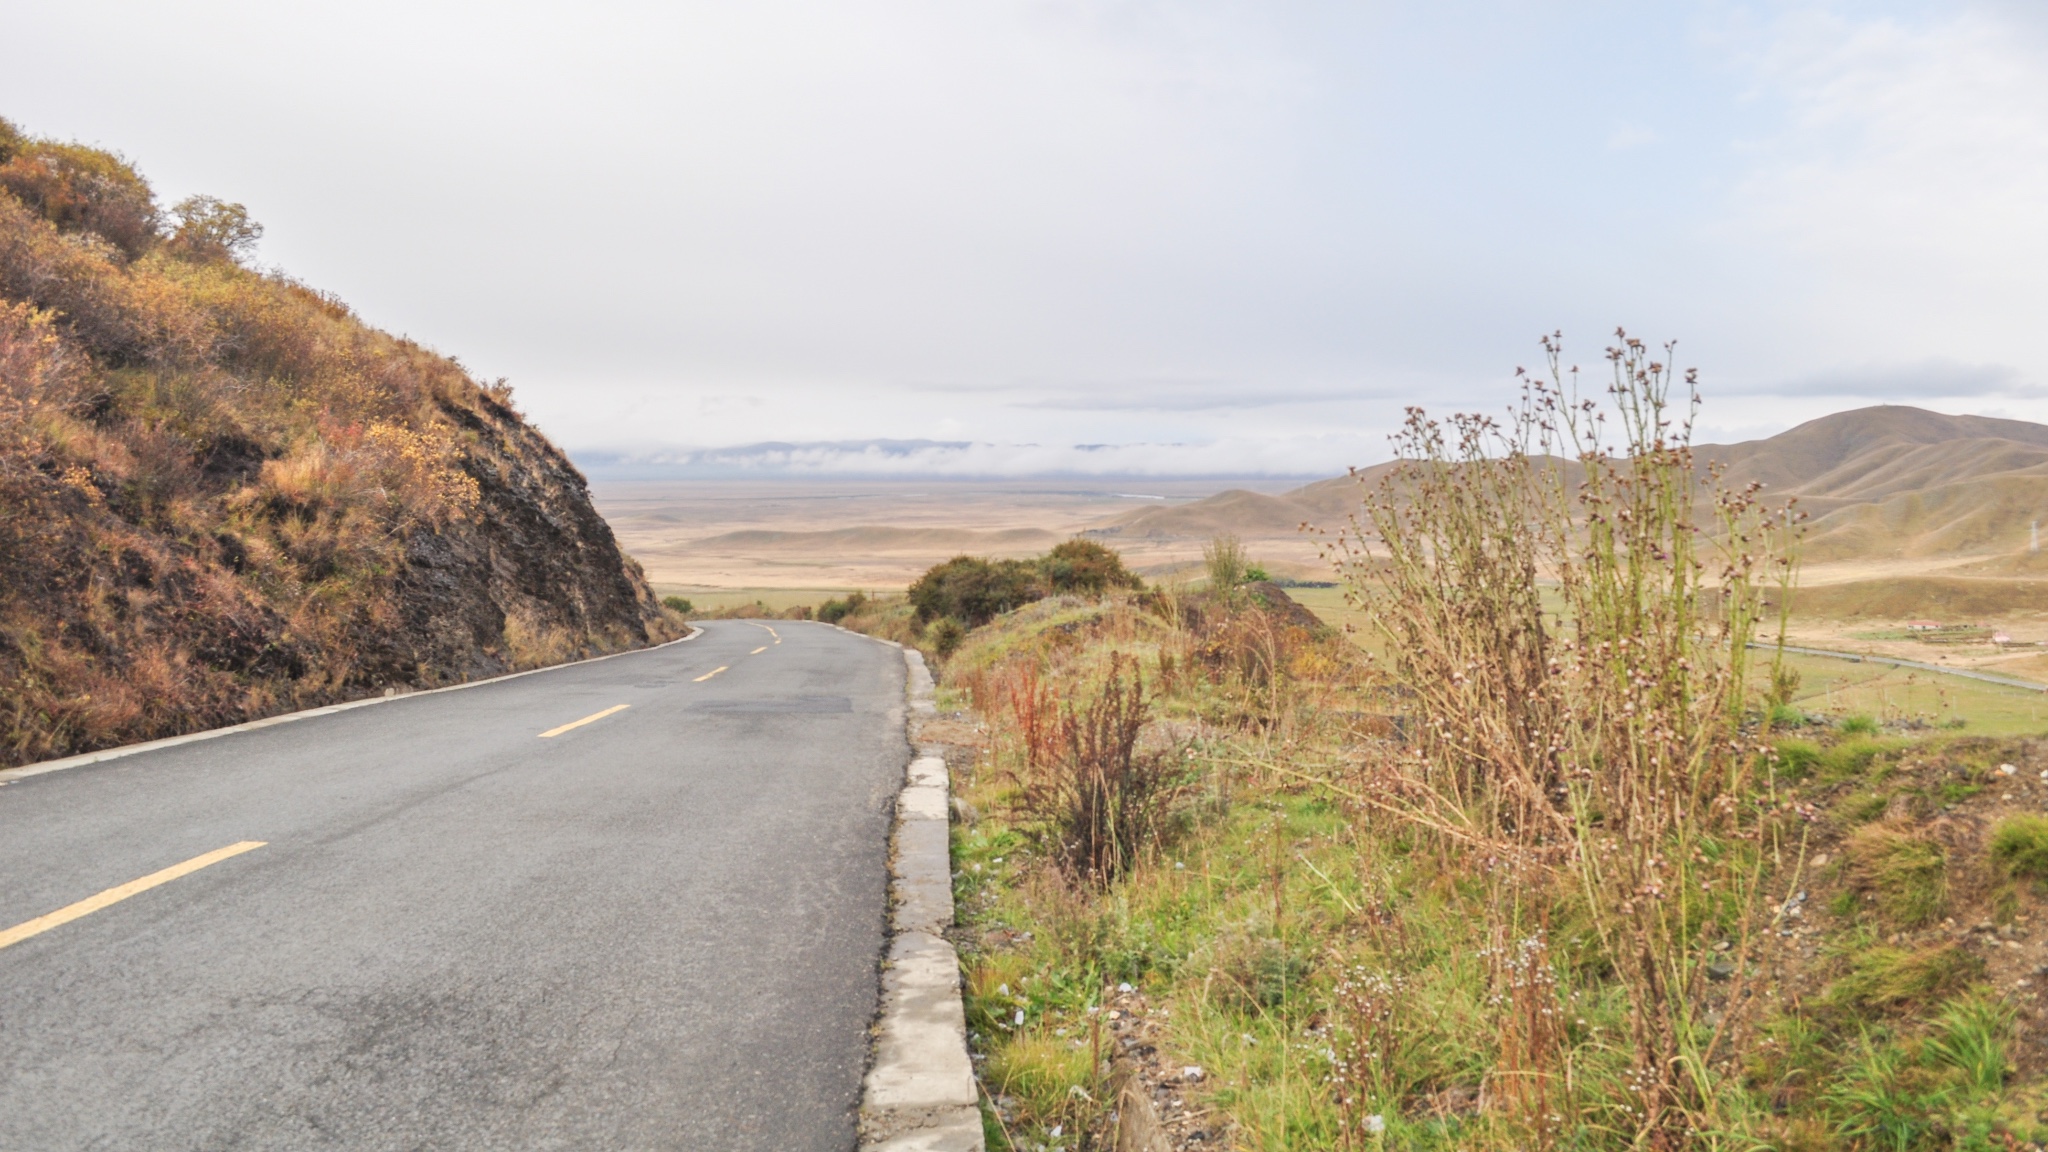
386,388 -> 677,685
0,117 -> 681,767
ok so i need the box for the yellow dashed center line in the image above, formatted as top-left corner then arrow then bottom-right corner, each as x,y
0,841 -> 267,952
538,704 -> 629,738
694,666 -> 729,682
751,646 -> 768,655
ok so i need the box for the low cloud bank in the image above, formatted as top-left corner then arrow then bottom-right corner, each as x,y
573,438 -> 1348,480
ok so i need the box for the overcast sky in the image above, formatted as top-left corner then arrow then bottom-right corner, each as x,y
8,1 -> 2048,475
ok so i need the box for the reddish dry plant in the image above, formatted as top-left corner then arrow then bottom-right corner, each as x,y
1013,653 -> 1182,886
1485,926 -> 1566,1144
1327,330 -> 1803,1145
966,657 -> 1061,774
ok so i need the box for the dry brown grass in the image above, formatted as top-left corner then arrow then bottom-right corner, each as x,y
0,118 -> 674,766
1325,331 -> 1804,1143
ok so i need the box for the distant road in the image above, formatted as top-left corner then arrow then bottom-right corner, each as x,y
0,621 -> 905,1151
1763,641 -> 2048,693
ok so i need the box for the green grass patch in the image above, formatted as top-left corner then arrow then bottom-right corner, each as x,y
1844,823 -> 1948,928
1991,814 -> 2048,881
1823,944 -> 1983,1014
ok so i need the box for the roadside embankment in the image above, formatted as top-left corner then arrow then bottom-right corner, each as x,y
0,117 -> 683,767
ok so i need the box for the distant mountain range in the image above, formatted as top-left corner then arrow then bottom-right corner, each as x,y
1090,406 -> 2048,565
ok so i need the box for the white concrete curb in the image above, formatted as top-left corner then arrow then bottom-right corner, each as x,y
860,648 -> 984,1152
0,626 -> 704,784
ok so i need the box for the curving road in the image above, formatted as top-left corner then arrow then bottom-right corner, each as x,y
0,620 -> 907,1151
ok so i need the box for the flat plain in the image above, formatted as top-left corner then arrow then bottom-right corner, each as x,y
591,477 -> 1324,597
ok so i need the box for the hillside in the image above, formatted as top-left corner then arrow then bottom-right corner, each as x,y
0,118 -> 681,767
1099,405 -> 2048,565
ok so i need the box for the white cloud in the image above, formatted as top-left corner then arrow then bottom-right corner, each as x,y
578,435 -> 1368,478
15,1 -> 2048,475
1721,4 -> 2048,394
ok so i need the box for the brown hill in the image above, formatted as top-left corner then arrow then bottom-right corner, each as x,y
1693,407 -> 2048,563
1101,406 -> 2048,567
0,118 -> 681,767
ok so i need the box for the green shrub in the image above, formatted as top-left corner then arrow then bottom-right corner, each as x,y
1769,703 -> 1807,728
817,591 -> 866,624
660,595 -> 693,615
1844,823 -> 1947,928
1841,714 -> 1880,736
908,555 -> 1043,626
906,541 -> 1140,631
1039,537 -> 1141,595
1990,813 -> 2048,881
929,617 -> 966,657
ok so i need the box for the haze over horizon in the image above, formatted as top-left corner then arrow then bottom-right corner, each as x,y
8,1 -> 2048,476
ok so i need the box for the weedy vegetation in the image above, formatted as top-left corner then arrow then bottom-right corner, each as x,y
836,331 -> 2048,1151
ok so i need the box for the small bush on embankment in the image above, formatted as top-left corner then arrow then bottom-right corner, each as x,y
824,538 -> 1146,663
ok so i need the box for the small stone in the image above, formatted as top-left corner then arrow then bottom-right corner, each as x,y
1182,1065 -> 1205,1082
1707,959 -> 1736,981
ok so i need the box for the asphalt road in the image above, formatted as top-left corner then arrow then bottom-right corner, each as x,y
0,620 -> 908,1151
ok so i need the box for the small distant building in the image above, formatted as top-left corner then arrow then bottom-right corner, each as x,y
1994,632 -> 2014,645
1905,620 -> 1942,631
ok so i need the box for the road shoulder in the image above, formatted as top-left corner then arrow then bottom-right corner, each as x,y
860,646 -> 983,1152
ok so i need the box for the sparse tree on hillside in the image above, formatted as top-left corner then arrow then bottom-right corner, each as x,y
170,195 -> 262,263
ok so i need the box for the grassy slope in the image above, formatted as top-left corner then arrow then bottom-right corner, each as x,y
903,585 -> 2048,1151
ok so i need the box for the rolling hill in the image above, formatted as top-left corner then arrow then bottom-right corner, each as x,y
1094,406 -> 2048,567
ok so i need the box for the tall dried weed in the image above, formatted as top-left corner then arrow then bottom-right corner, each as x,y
1328,330 -> 1805,1142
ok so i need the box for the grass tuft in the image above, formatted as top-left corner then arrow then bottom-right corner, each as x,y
1844,823 -> 1948,928
1823,944 -> 1982,1014
1990,813 -> 2048,882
